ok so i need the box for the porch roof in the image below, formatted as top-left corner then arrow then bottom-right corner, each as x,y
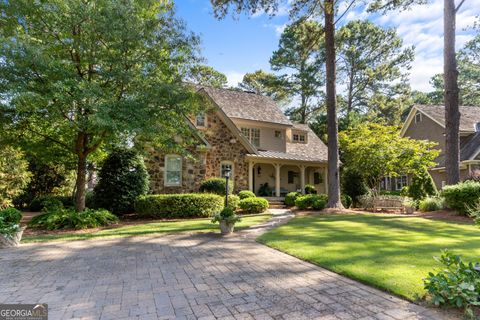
246,150 -> 327,163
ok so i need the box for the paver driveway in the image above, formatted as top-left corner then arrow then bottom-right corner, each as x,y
0,230 -> 456,320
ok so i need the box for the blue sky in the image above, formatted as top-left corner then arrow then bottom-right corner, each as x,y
176,0 -> 478,92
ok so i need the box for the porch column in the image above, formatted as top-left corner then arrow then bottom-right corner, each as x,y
275,163 -> 281,197
248,161 -> 254,192
324,166 -> 328,195
300,165 -> 306,194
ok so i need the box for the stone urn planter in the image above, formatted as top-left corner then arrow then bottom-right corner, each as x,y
219,220 -> 235,235
0,226 -> 26,248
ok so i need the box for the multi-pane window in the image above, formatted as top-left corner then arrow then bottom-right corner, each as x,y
165,155 -> 182,186
395,175 -> 408,190
196,113 -> 206,127
380,176 -> 391,190
293,133 -> 306,143
274,130 -> 282,138
240,127 -> 260,147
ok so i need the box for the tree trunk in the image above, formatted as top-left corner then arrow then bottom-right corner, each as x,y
444,0 -> 460,185
325,0 -> 344,209
75,153 -> 87,212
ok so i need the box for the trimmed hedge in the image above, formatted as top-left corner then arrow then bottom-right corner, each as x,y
135,194 -> 224,218
285,192 -> 301,207
304,184 -> 317,194
295,194 -> 328,210
227,195 -> 240,210
442,181 -> 480,215
199,178 -> 234,195
239,197 -> 269,214
238,190 -> 256,200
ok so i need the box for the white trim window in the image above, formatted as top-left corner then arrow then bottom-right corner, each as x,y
164,155 -> 182,186
395,175 -> 408,191
196,113 -> 206,127
220,161 -> 234,181
240,127 -> 260,147
293,132 -> 307,143
380,176 -> 391,190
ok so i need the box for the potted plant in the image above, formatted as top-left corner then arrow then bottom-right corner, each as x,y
212,207 -> 241,235
0,208 -> 25,248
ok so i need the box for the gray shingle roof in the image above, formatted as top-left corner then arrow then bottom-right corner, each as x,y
416,105 -> 480,132
436,131 -> 480,167
248,124 -> 328,163
199,86 -> 292,126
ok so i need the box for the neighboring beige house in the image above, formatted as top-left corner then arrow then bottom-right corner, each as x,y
146,86 -> 329,197
399,105 -> 480,189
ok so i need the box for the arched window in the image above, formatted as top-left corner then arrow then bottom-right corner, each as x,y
164,155 -> 182,186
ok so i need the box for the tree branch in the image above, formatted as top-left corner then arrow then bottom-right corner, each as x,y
335,0 -> 356,25
455,0 -> 466,12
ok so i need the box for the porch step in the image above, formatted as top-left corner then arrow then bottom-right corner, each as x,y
263,197 -> 286,209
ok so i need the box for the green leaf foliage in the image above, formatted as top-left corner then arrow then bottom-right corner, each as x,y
238,70 -> 290,103
424,250 -> 480,317
285,192 -> 301,207
211,207 -> 241,224
239,197 -> 269,214
93,149 -> 149,215
238,190 -> 256,200
341,168 -> 368,205
0,0 -> 202,211
28,208 -> 118,230
134,194 -> 224,219
0,147 -> 31,209
408,168 -> 437,201
339,123 -> 439,189
187,65 -> 228,88
295,194 -> 328,210
418,197 -> 444,212
200,178 -> 234,196
227,195 -> 240,210
442,181 -> 480,215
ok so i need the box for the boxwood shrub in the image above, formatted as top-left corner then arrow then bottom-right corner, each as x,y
238,190 -> 256,200
135,194 -> 224,218
442,181 -> 480,215
285,192 -> 301,207
227,195 -> 240,210
295,194 -> 328,210
239,197 -> 269,214
199,178 -> 234,195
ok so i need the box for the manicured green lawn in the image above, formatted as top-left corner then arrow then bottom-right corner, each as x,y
257,213 -> 480,301
23,213 -> 271,243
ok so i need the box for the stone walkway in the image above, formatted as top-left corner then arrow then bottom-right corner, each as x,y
0,210 -> 457,320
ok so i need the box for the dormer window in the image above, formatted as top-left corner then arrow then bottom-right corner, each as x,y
241,127 -> 260,147
293,132 -> 307,143
274,130 -> 282,138
196,113 -> 206,127
415,112 -> 422,124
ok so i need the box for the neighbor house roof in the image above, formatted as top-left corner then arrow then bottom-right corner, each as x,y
247,124 -> 328,163
435,131 -> 480,167
401,105 -> 480,136
199,86 -> 292,126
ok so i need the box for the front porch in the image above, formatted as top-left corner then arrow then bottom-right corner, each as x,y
246,158 -> 328,197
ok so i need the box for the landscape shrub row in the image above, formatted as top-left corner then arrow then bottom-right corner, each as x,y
135,193 -> 224,218
287,192 -> 352,209
442,181 -> 480,215
239,197 -> 269,214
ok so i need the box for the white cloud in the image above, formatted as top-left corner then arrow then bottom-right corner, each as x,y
223,71 -> 246,87
263,22 -> 287,36
373,0 -> 477,91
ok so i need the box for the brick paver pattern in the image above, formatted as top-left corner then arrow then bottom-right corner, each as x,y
0,233 -> 455,320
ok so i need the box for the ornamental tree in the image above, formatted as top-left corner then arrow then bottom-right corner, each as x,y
339,123 -> 439,190
0,147 -> 31,209
0,0 -> 202,211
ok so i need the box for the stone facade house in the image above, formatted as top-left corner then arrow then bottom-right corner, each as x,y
146,86 -> 329,196
395,105 -> 480,190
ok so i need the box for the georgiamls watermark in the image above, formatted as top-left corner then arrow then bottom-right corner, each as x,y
0,304 -> 48,320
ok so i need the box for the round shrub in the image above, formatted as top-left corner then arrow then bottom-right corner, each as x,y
28,208 -> 118,230
295,194 -> 328,210
0,208 -> 22,225
418,197 -> 445,212
285,192 -> 301,207
442,181 -> 480,215
227,195 -> 240,210
238,190 -> 256,200
304,184 -> 317,194
341,194 -> 353,209
211,207 -> 241,224
408,169 -> 437,200
135,193 -> 224,218
199,178 -> 234,195
239,197 -> 269,214
93,149 -> 149,215
0,208 -> 23,238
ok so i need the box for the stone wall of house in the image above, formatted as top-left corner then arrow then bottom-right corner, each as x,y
146,111 -> 250,194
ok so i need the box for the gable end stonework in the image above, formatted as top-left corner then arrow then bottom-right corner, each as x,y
146,111 -> 250,194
